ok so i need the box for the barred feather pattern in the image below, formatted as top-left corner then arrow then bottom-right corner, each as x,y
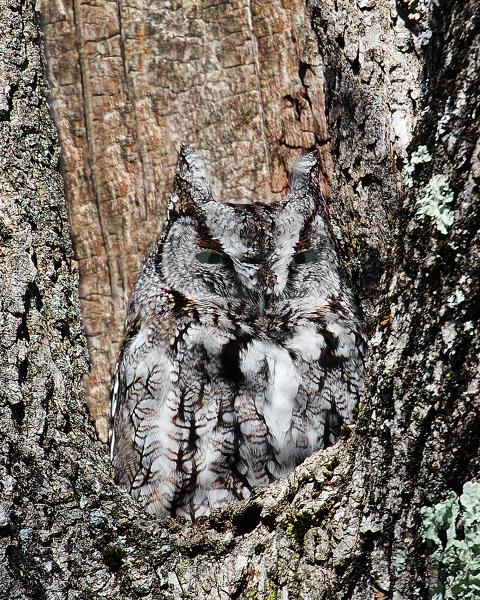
111,146 -> 366,520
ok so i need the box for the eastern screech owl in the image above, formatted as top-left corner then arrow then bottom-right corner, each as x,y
111,146 -> 366,520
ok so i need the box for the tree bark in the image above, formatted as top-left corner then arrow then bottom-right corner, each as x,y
0,0 -> 478,599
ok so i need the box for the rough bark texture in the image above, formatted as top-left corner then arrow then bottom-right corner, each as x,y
38,0 -> 419,441
0,0 -> 479,599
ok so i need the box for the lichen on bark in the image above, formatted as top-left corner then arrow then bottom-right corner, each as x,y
0,0 -> 478,598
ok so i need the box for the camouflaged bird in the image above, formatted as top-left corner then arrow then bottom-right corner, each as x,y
110,146 -> 366,520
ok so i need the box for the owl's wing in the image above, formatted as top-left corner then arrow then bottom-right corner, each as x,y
110,322 -> 174,509
110,329 -> 150,492
320,318 -> 367,428
110,367 -> 120,460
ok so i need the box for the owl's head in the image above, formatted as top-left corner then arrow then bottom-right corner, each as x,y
146,146 -> 347,317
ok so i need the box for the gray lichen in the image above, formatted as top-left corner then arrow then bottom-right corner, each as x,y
421,481 -> 480,599
404,145 -> 432,188
404,146 -> 455,234
416,174 -> 455,235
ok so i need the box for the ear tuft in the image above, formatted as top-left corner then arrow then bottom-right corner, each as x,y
168,145 -> 212,219
288,150 -> 320,193
175,145 -> 211,198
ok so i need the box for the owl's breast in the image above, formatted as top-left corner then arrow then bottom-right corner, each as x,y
179,313 -> 354,484
184,319 -> 304,449
240,338 -> 300,433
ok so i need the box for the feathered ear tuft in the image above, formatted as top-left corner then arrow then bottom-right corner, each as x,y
168,145 -> 212,218
176,145 -> 211,195
288,150 -> 320,194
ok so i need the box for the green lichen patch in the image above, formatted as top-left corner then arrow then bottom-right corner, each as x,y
244,581 -> 278,600
421,481 -> 480,599
405,145 -> 432,188
404,145 -> 455,234
265,581 -> 278,600
416,174 -> 455,235
285,510 -> 323,547
392,549 -> 407,573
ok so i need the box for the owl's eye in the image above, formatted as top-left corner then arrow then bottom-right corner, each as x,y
294,250 -> 319,265
196,251 -> 224,265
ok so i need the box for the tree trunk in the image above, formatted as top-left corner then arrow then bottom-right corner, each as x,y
1,0 -> 478,599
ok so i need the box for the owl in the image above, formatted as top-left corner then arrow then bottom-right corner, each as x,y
110,146 -> 366,520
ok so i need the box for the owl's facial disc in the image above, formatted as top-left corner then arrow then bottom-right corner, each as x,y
160,146 -> 342,318
162,198 -> 337,318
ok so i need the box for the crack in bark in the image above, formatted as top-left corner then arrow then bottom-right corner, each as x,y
115,0 -> 151,221
245,0 -> 271,178
71,0 -> 115,324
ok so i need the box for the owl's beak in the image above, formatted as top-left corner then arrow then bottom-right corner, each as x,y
256,267 -> 276,316
258,292 -> 272,317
